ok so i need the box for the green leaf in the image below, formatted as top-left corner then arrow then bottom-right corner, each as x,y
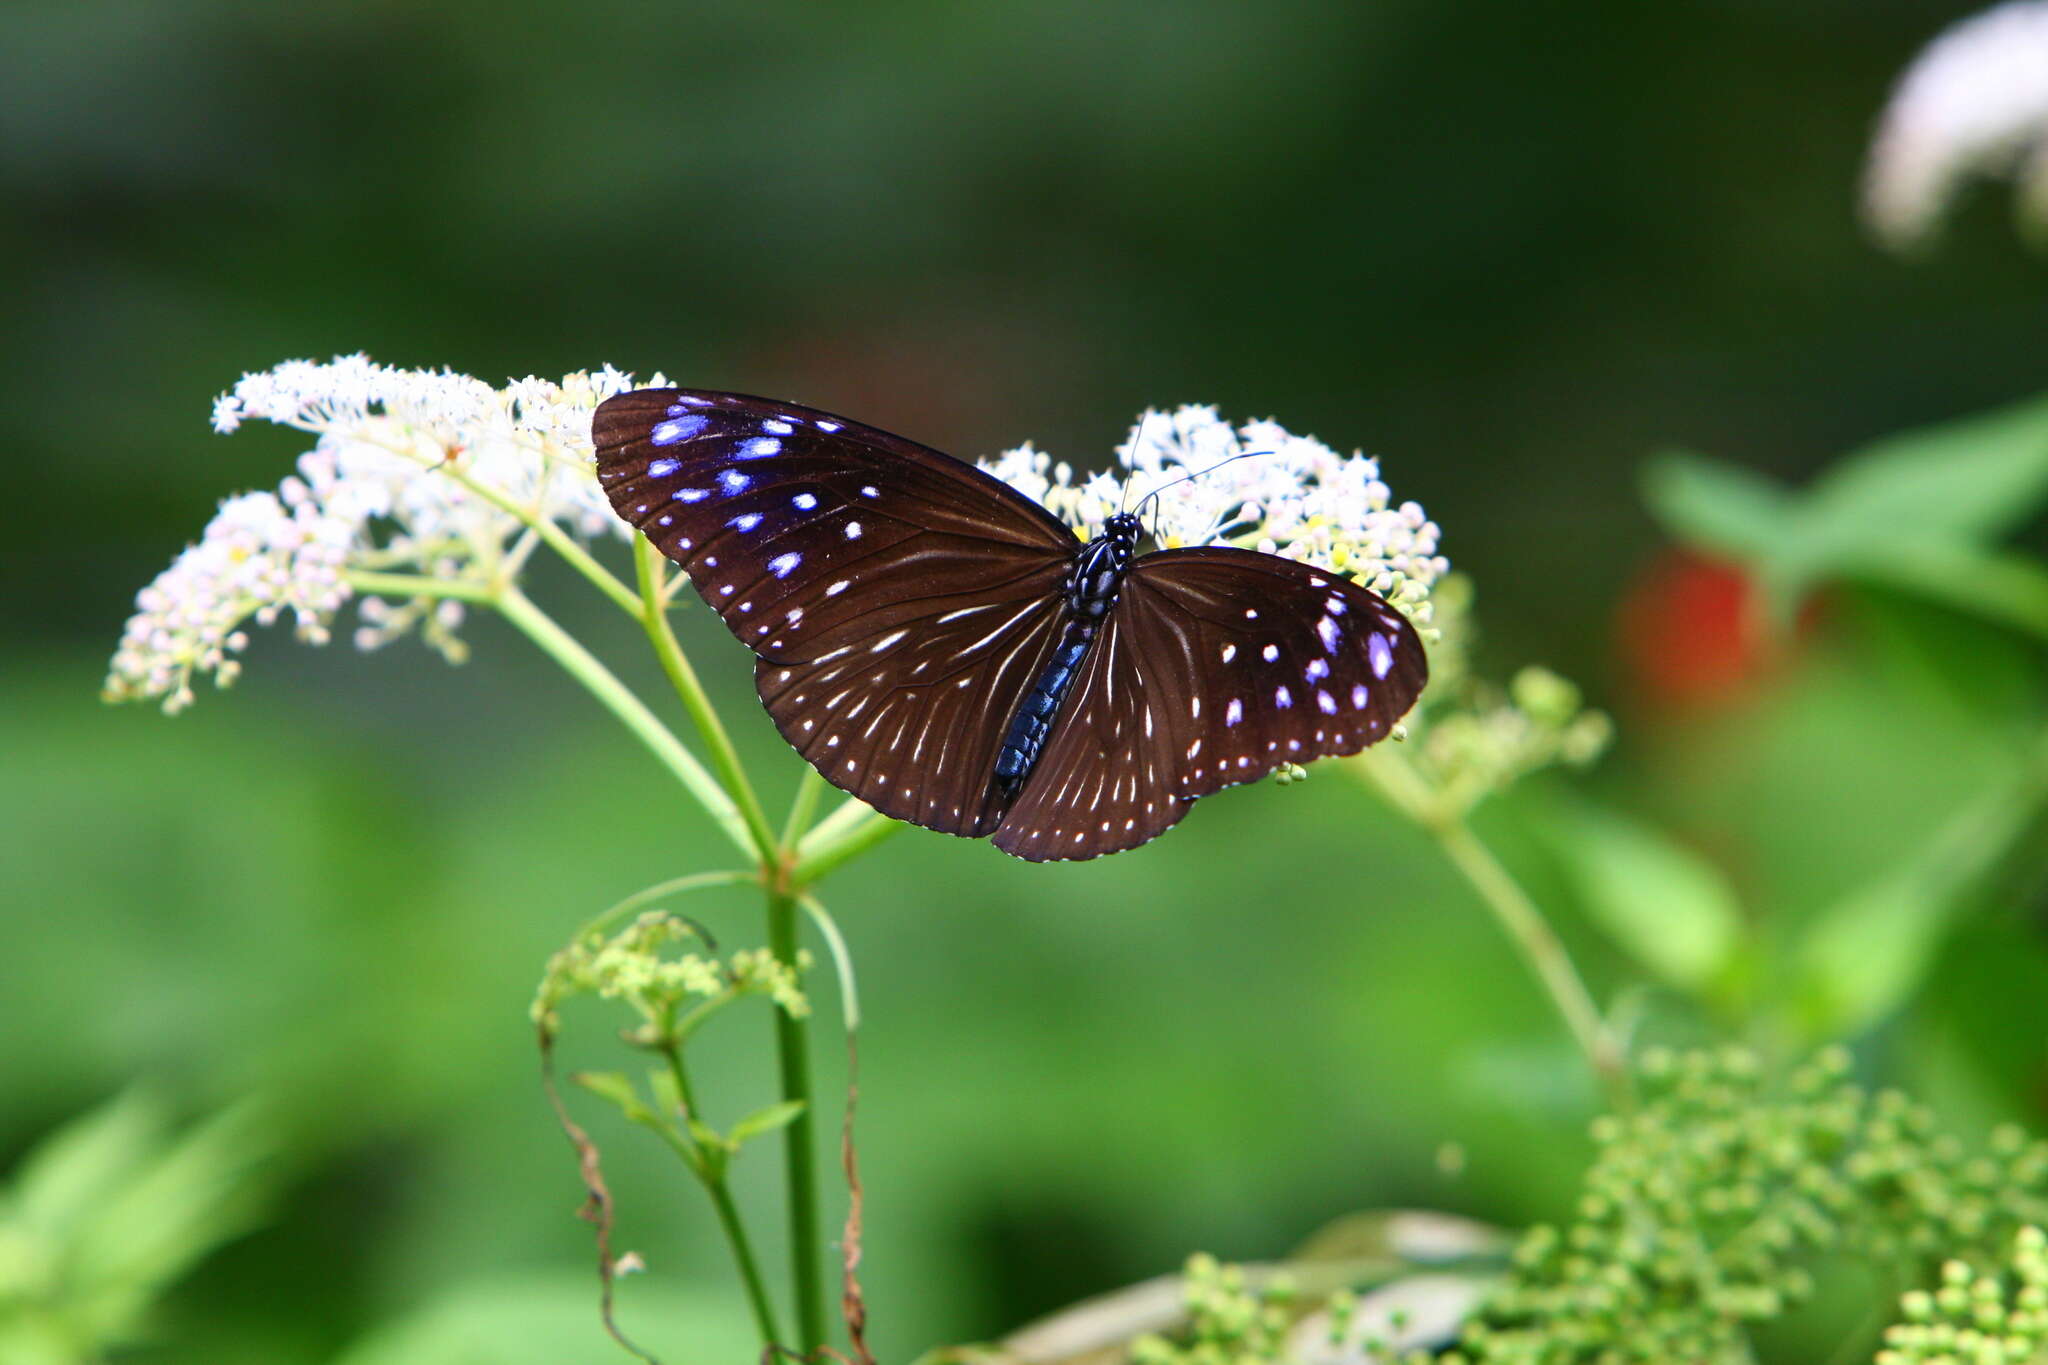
1643,396 -> 2048,636
569,1071 -> 650,1123
728,1099 -> 806,1148
1801,391 -> 2048,549
1792,736 -> 2048,1037
1640,449 -> 1794,562
1833,539 -> 2048,640
1546,801 -> 1746,999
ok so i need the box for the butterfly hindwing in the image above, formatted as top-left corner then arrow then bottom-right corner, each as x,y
992,547 -> 1427,861
754,574 -> 1070,836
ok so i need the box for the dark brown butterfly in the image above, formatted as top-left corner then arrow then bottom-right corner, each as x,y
592,389 -> 1427,861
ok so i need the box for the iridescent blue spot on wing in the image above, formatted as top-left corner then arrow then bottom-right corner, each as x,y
739,437 -> 781,458
653,415 -> 709,444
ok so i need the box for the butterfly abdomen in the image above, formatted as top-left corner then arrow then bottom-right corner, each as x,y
995,623 -> 1096,796
991,513 -> 1143,798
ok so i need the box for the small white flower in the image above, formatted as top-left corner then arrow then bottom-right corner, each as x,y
1865,0 -> 2048,249
979,404 -> 1448,627
106,357 -> 657,712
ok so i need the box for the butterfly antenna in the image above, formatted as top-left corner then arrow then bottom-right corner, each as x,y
1117,412 -> 1155,515
1131,449 -> 1276,523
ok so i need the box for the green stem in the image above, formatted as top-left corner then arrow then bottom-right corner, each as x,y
781,769 -> 828,850
1355,750 -> 1629,1106
794,806 -> 903,885
663,1042 -> 784,1349
635,540 -> 781,866
494,587 -> 756,861
440,456 -> 642,617
579,869 -> 759,942
766,886 -> 826,1354
344,569 -> 498,603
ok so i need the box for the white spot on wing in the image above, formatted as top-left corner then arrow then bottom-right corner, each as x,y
1369,633 -> 1394,678
730,512 -> 763,532
792,492 -> 818,510
768,552 -> 802,578
647,457 -> 680,478
826,580 -> 850,596
844,521 -> 863,539
1262,644 -> 1279,662
1275,686 -> 1292,708
651,415 -> 709,445
1225,698 -> 1242,725
1317,616 -> 1340,652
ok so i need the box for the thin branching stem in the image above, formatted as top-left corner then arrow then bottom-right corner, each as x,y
660,1039 -> 785,1348
794,807 -> 904,886
1354,748 -> 1630,1106
635,540 -> 781,866
491,585 -> 757,860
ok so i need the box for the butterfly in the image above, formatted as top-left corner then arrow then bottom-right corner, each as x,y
591,389 -> 1428,861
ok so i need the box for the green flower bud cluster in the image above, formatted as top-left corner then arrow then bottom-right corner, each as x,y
1876,1226 -> 2048,1365
1456,1047 -> 2048,1365
1132,1255 -> 1298,1365
530,910 -> 811,1043
1382,575 -> 1611,820
1415,662 -> 1611,818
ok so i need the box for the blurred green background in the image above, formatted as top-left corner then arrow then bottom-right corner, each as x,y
7,1 -> 2048,1361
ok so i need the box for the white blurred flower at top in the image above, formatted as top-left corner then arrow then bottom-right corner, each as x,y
1865,0 -> 2048,250
979,404 -> 1448,629
106,357 -> 652,713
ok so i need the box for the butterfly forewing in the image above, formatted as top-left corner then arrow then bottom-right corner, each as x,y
593,387 -> 1080,835
992,547 -> 1427,861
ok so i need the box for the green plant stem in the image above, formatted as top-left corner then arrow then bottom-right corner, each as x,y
635,540 -> 781,866
781,769 -> 827,849
766,886 -> 826,1354
794,803 -> 904,883
662,1041 -> 785,1349
1355,749 -> 1629,1106
491,585 -> 757,861
344,569 -> 499,603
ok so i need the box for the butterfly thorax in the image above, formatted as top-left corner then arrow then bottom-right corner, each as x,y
993,514 -> 1143,797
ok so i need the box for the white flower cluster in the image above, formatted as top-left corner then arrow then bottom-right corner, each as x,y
1865,0 -> 2048,249
106,356 -> 650,713
979,404 -> 1448,628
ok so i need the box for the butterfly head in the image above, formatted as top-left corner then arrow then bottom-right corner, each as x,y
1101,512 -> 1144,560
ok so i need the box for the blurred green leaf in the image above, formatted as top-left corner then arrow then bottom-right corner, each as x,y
0,1090 -> 271,1361
1640,450 -> 1794,562
1644,395 -> 2048,636
1800,392 -> 2048,548
1545,801 -> 1746,1000
1834,539 -> 2048,640
1792,731 -> 2048,1038
570,1071 -> 647,1123
727,1099 -> 805,1148
332,1272 -> 757,1365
